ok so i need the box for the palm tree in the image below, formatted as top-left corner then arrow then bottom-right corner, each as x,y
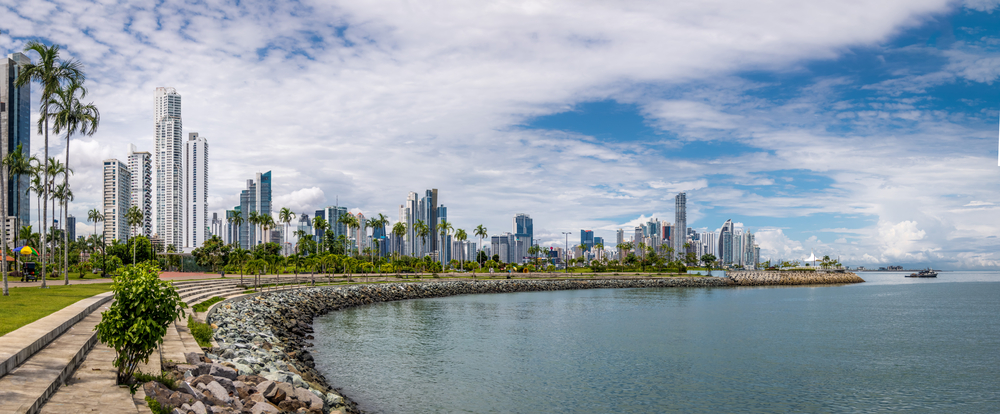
455,228 -> 468,272
414,219 -> 429,258
391,221 -> 407,275
278,207 -> 295,254
227,210 -> 244,247
474,224 -> 487,267
1,144 -> 32,295
261,214 -> 276,246
438,219 -> 452,269
16,41 -> 83,289
87,209 -> 105,276
594,242 -> 605,266
48,78 -> 98,285
247,211 -> 261,247
340,213 -> 360,257
53,182 -> 73,281
126,206 -> 143,264
312,217 -> 328,253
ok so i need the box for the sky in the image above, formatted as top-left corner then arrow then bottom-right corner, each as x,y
1,0 -> 999,269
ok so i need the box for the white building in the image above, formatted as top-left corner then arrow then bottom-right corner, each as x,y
674,192 -> 687,257
184,133 -> 208,249
127,144 -> 152,238
155,87 -> 183,249
102,159 -> 131,244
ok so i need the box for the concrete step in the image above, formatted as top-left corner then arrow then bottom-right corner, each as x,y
0,292 -> 114,380
0,301 -> 109,414
37,341 -> 153,414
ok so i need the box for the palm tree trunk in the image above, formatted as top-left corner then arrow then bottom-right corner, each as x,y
40,119 -> 48,288
63,134 -> 69,285
2,165 -> 8,296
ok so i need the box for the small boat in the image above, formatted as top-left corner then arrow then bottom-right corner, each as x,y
906,269 -> 938,278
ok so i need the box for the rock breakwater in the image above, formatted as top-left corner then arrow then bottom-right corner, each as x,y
207,278 -> 728,413
727,271 -> 865,286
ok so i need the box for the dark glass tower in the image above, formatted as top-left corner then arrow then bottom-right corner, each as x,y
1,53 -> 31,228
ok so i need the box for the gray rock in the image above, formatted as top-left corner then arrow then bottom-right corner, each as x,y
273,382 -> 294,403
178,381 -> 204,400
256,380 -> 276,399
170,408 -> 186,414
210,363 -> 238,380
185,352 -> 203,364
205,381 -> 231,403
189,400 -> 208,414
216,376 -> 236,395
325,392 -> 343,406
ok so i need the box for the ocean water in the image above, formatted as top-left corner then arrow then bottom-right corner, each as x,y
311,272 -> 1000,413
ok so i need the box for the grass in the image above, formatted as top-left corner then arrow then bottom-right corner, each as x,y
145,396 -> 173,414
134,370 -> 177,390
187,316 -> 213,348
0,283 -> 113,336
192,296 -> 224,313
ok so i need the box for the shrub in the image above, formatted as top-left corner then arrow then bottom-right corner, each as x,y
95,263 -> 185,393
134,370 -> 177,390
187,316 -> 213,348
145,396 -> 173,414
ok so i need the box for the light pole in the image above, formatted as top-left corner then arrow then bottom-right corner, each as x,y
562,232 -> 571,274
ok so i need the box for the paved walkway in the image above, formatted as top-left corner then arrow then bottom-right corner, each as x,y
38,341 -> 149,414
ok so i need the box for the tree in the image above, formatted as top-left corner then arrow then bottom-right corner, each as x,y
391,221 -> 407,275
312,217 -> 328,252
700,254 -> 717,269
95,262 -> 184,391
228,211 -> 244,247
338,213 -> 360,256
278,207 -> 295,254
87,208 -> 105,275
1,144 -> 32,295
474,224 -> 487,267
414,219 -> 429,260
438,219 -> 452,268
125,206 -> 143,264
16,41 -> 83,290
48,77 -> 99,286
247,211 -> 261,247
594,242 -> 605,266
455,228 -> 468,272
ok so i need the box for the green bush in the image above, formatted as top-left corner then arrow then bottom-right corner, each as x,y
187,316 -> 213,348
134,370 -> 177,390
95,263 -> 185,393
145,396 -> 173,414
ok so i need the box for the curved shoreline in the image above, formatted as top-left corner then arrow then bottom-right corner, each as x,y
206,275 -> 860,413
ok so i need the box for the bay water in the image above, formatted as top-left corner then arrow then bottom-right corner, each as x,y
311,272 -> 1000,413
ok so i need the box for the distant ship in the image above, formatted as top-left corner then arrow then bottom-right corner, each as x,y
905,269 -> 938,278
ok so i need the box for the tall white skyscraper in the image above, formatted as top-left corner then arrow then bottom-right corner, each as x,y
155,87 -> 183,249
184,133 -> 208,249
127,144 -> 152,237
102,159 -> 131,244
674,192 -> 687,256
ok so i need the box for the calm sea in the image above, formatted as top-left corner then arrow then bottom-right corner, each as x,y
311,272 -> 1000,413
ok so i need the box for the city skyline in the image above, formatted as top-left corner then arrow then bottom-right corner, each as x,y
1,2 -> 999,268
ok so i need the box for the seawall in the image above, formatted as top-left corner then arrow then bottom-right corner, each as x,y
727,270 -> 865,286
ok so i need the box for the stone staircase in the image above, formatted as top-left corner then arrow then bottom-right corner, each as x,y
0,275 -> 297,414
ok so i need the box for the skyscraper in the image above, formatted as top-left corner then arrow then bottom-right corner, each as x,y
718,219 -> 734,265
103,159 -> 131,244
580,230 -> 594,249
1,52 -> 31,227
66,215 -> 76,242
155,87 -> 183,248
127,144 -> 152,237
513,213 -> 532,264
238,171 -> 271,249
674,192 -> 686,256
184,133 -> 208,249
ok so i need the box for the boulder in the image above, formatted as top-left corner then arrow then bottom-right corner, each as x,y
178,381 -> 204,400
217,376 -> 237,395
210,363 -> 239,380
251,401 -> 280,414
295,388 -> 324,410
205,380 -> 231,403
185,352 -> 204,365
189,400 -> 208,414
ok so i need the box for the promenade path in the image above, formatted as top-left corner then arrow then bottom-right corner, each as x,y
0,272 -> 270,414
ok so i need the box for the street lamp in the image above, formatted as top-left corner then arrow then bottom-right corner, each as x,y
562,232 -> 571,274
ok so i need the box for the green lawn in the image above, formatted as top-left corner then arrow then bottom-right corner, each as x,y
0,283 -> 113,336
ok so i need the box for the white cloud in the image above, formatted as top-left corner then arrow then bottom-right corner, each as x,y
273,187 -> 327,216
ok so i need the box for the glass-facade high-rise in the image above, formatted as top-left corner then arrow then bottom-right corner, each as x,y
184,133 -> 208,249
674,192 -> 687,256
127,144 -> 152,237
513,213 -> 532,263
238,171 -> 271,249
1,53 -> 31,228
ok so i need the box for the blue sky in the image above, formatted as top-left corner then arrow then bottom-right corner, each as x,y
1,0 -> 999,268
